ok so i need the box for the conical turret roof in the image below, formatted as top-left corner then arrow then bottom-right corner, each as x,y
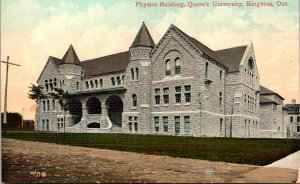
61,44 -> 80,65
131,22 -> 155,48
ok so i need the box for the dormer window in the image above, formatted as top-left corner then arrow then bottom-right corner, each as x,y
175,58 -> 181,74
248,57 -> 254,70
165,59 -> 171,76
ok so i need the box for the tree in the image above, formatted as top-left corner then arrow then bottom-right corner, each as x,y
28,83 -> 46,131
50,88 -> 71,133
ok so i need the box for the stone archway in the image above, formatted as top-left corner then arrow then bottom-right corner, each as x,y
105,95 -> 123,127
86,97 -> 101,114
68,100 -> 82,125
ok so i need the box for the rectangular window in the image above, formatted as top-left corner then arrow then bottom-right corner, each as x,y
220,70 -> 223,81
184,85 -> 191,103
219,92 -> 223,108
290,117 -> 293,122
134,116 -> 138,132
154,117 -> 159,132
166,70 -> 171,76
128,116 -> 132,132
297,126 -> 300,133
155,88 -> 160,105
205,62 -> 208,78
175,116 -> 180,134
57,123 -> 60,130
297,116 -> 300,122
46,119 -> 49,130
184,116 -> 190,133
163,116 -> 168,132
175,86 -> 181,103
175,66 -> 181,74
163,88 -> 169,104
220,118 -> 223,135
42,119 -> 45,130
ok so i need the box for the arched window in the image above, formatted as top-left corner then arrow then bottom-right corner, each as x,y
85,81 -> 89,89
248,57 -> 254,70
95,80 -> 98,88
90,80 -> 94,89
54,78 -> 57,87
43,100 -> 46,111
45,80 -> 49,92
52,99 -> 55,111
131,68 -> 134,80
111,77 -> 115,86
165,59 -> 171,76
117,76 -> 121,85
122,75 -> 125,84
132,94 -> 137,107
205,62 -> 209,78
49,79 -> 53,91
136,68 -> 139,79
99,79 -> 103,87
175,58 -> 181,74
47,100 -> 50,111
220,70 -> 223,81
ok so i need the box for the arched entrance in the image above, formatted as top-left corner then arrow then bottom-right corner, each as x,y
86,97 -> 101,114
105,95 -> 123,127
68,100 -> 82,125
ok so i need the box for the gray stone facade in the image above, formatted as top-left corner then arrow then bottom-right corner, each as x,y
35,23 -> 289,138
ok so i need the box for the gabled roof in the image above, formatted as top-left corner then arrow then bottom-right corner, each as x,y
260,85 -> 285,100
61,45 -> 81,65
80,51 -> 130,78
215,45 -> 247,72
259,96 -> 279,105
131,22 -> 155,48
172,25 -> 225,67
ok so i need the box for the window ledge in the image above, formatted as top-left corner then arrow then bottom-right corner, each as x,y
162,104 -> 169,107
131,107 -> 137,110
184,103 -> 191,106
175,103 -> 181,106
154,104 -> 160,107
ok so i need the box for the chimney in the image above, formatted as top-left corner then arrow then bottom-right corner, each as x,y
291,99 -> 296,104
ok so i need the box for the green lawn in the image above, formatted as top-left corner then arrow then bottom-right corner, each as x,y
3,132 -> 300,166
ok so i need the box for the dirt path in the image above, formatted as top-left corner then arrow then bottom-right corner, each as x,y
2,138 -> 298,183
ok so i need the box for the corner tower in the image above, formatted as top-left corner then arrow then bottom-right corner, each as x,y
58,45 -> 83,93
123,22 -> 155,134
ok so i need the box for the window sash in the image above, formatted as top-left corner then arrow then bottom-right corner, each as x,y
175,94 -> 181,103
175,66 -> 181,74
155,96 -> 160,104
185,93 -> 191,103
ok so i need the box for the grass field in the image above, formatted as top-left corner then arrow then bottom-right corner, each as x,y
3,132 -> 300,166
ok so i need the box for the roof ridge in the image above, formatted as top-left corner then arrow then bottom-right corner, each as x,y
215,45 -> 248,51
81,51 -> 129,63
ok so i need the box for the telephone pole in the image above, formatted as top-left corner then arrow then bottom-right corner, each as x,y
1,56 -> 21,124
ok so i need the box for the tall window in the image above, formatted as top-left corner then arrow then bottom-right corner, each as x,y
175,116 -> 180,134
47,100 -> 50,111
184,85 -> 191,103
128,116 -> 133,132
290,116 -> 293,122
132,94 -> 137,107
220,70 -> 223,81
117,76 -> 121,85
134,116 -> 138,132
184,116 -> 190,133
45,80 -> 49,91
155,88 -> 160,105
219,92 -> 223,108
85,81 -> 89,89
95,80 -> 98,88
220,118 -> 223,135
43,100 -> 46,111
90,80 -> 94,89
49,79 -> 53,91
100,79 -> 103,87
205,62 -> 208,78
165,59 -> 171,76
154,117 -> 159,132
111,77 -> 115,86
131,68 -> 134,80
122,76 -> 125,84
175,86 -> 181,103
136,68 -> 139,80
54,78 -> 57,87
76,82 -> 79,90
46,119 -> 49,130
163,88 -> 169,104
175,58 -> 181,74
52,99 -> 55,111
297,126 -> 300,133
297,116 -> 300,122
244,119 -> 247,135
42,119 -> 45,130
163,116 -> 168,132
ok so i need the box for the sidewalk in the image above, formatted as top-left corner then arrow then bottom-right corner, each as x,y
265,150 -> 300,183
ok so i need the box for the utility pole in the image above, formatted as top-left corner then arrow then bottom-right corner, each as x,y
1,56 -> 21,124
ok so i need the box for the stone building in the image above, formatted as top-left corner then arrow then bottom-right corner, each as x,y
36,23 -> 270,138
284,99 -> 300,138
259,85 -> 285,138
